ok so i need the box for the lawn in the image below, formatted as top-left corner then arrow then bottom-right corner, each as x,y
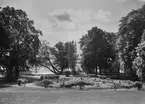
0,87 -> 145,104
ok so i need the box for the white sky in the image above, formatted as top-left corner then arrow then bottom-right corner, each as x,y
0,0 -> 145,54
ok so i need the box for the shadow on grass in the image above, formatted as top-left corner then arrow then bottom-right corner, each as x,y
0,79 -> 17,88
0,84 -> 12,88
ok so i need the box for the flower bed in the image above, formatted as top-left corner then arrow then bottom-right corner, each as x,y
34,79 -> 53,88
34,76 -> 142,90
60,77 -> 94,89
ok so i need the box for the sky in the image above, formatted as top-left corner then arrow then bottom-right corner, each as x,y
0,0 -> 145,54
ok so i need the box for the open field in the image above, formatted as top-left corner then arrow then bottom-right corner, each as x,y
0,87 -> 145,104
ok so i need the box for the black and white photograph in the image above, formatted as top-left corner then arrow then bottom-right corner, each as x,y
0,0 -> 145,104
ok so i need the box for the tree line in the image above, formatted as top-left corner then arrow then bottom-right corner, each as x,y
1,4 -> 145,81
79,4 -> 145,81
0,6 -> 78,81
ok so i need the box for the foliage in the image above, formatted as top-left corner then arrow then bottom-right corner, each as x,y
35,79 -> 53,88
62,78 -> 93,89
50,42 -> 68,73
79,27 -> 105,74
40,76 -> 44,80
132,56 -> 145,80
38,41 -> 78,74
71,69 -> 79,75
133,39 -> 145,81
64,71 -> 71,77
45,74 -> 59,80
75,80 -> 93,90
43,79 -> 53,88
65,41 -> 78,70
17,78 -> 27,86
0,25 -> 10,49
37,41 -> 60,74
51,41 -> 78,73
62,81 -> 76,88
116,4 -> 145,74
134,82 -> 143,90
0,6 -> 42,81
79,27 -> 116,75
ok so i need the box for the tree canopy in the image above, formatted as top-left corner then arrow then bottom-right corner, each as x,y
38,41 -> 78,74
0,6 -> 42,81
79,27 -> 116,75
116,4 -> 145,74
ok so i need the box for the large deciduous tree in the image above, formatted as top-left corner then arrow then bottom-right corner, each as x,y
79,27 -> 115,75
132,30 -> 145,81
38,41 -> 78,74
37,41 -> 60,74
116,4 -> 145,75
0,6 -> 42,81
65,41 -> 78,71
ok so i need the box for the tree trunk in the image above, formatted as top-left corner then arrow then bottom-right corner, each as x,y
99,67 -> 102,75
6,67 -> 13,82
95,66 -> 98,76
117,64 -> 120,75
15,66 -> 19,80
60,68 -> 64,75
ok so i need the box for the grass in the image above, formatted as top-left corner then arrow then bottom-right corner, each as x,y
0,87 -> 145,104
0,75 -> 145,104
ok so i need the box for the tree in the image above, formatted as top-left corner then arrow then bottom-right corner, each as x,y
0,25 -> 10,76
79,27 -> 116,75
65,41 -> 78,71
132,55 -> 145,81
38,41 -> 78,74
37,41 -> 60,74
50,42 -> 68,74
79,27 -> 107,75
116,4 -> 145,74
0,6 -> 42,81
0,25 -> 10,49
103,32 -> 116,68
132,30 -> 145,81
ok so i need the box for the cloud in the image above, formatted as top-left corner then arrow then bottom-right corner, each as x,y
48,9 -> 111,31
138,0 -> 145,2
116,0 -> 129,3
54,12 -> 71,22
92,9 -> 111,22
116,0 -> 127,3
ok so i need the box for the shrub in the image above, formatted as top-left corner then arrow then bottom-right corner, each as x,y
134,82 -> 143,90
75,80 -> 93,90
60,79 -> 76,88
64,71 -> 71,77
59,82 -> 65,88
17,78 -> 28,86
35,79 -> 53,88
34,81 -> 44,87
72,69 -> 79,75
102,80 -> 106,84
44,79 -> 53,88
17,79 -> 22,86
132,56 -> 145,81
62,78 -> 93,90
40,74 -> 59,80
47,74 -> 59,80
64,82 -> 76,88
40,76 -> 44,80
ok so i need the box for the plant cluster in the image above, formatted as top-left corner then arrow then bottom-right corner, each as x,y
60,77 -> 94,90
